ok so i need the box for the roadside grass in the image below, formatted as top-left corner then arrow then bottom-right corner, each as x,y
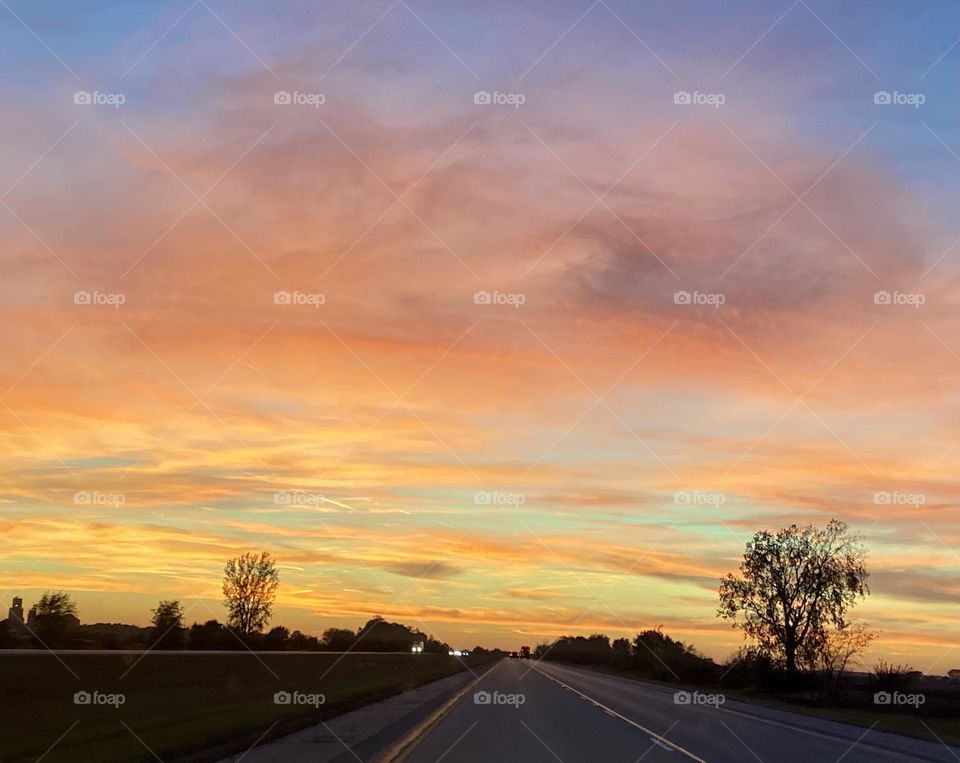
0,652 -> 488,762
720,691 -> 960,747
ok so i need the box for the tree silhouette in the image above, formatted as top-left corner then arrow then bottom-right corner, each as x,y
718,519 -> 869,673
150,600 -> 185,649
222,552 -> 279,636
33,591 -> 78,647
322,627 -> 356,651
264,625 -> 290,650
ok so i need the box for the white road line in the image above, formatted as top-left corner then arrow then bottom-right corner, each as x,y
530,663 -> 706,762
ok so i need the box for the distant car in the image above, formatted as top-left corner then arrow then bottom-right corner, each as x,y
509,651 -> 519,658
519,645 -> 531,659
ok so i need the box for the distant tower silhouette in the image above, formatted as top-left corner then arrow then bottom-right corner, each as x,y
8,597 -> 23,623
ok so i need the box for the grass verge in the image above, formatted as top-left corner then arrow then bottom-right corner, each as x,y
0,652 -> 489,762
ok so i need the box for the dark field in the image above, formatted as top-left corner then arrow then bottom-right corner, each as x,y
0,652 -> 485,762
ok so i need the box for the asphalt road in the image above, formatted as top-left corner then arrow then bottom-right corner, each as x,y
401,660 -> 960,763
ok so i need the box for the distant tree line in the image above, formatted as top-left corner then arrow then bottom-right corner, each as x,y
534,628 -> 719,684
0,551 -> 454,654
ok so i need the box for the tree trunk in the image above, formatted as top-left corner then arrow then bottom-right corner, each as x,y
785,639 -> 797,673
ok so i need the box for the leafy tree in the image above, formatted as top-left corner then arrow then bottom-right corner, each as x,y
321,627 -> 356,651
422,632 -> 451,654
356,616 -> 417,651
718,520 -> 869,673
547,634 -> 611,665
288,630 -> 319,651
264,625 -> 290,650
632,628 -> 716,681
611,637 -> 632,669
150,600 -> 185,649
33,591 -> 79,647
188,619 -> 233,650
222,552 -> 279,636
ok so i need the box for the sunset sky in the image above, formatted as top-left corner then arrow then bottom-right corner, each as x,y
1,0 -> 958,671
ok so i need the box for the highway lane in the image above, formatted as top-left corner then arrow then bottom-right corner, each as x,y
400,659 -> 960,762
402,659 -> 684,762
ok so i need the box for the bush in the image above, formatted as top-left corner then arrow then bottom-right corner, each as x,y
870,661 -> 915,692
720,646 -> 776,689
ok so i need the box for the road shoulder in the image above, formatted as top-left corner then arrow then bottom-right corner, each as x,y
212,665 -> 486,763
